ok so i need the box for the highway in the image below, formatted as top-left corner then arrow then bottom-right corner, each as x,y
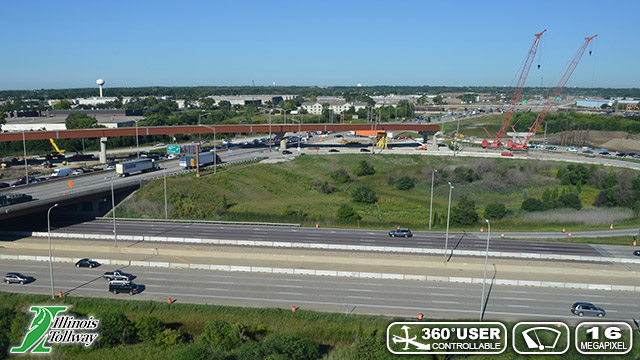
0,259 -> 635,323
46,220 -> 637,260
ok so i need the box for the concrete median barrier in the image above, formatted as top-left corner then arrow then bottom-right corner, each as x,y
272,268 -> 294,274
149,262 -> 169,268
189,263 -> 209,270
170,263 -> 189,269
251,267 -> 272,273
230,266 -> 251,272
210,265 -> 231,271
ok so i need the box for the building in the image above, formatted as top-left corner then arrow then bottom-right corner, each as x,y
301,101 -> 368,115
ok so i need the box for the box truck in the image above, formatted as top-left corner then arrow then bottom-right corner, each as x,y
116,159 -> 160,177
179,152 -> 221,169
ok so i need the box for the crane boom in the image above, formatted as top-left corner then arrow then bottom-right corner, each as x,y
483,29 -> 546,148
509,34 -> 597,150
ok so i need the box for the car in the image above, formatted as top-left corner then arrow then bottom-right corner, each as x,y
545,146 -> 557,151
501,152 -> 513,157
155,143 -> 166,147
3,272 -> 34,284
0,182 -> 10,189
571,302 -> 605,317
598,151 -> 610,156
103,270 -> 135,281
360,148 -> 371,152
75,258 -> 100,268
567,147 -> 579,153
105,162 -> 118,170
389,228 -> 413,238
633,250 -> 640,256
108,280 -> 138,295
582,150 -> 593,154
334,134 -> 343,138
328,149 -> 340,153
282,150 -> 292,155
167,154 -> 178,160
71,168 -> 84,175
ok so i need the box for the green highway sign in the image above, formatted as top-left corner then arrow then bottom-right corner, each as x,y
167,145 -> 180,154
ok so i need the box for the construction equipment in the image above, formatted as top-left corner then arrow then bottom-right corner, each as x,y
483,29 -> 546,148
508,34 -> 598,150
45,139 -> 66,160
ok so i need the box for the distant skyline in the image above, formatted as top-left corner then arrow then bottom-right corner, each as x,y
1,0 -> 638,91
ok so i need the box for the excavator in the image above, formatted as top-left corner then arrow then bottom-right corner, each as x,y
43,139 -> 66,161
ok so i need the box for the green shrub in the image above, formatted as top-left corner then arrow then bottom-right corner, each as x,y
351,186 -> 377,204
262,333 -> 321,360
451,195 -> 478,225
396,176 -> 415,190
174,344 -> 226,360
484,203 -> 507,219
135,316 -> 165,342
313,181 -> 334,194
558,193 -> 582,210
522,198 -> 544,212
156,328 -> 187,346
330,168 -> 351,184
355,160 -> 376,176
98,312 -> 136,347
336,204 -> 361,220
198,319 -> 242,351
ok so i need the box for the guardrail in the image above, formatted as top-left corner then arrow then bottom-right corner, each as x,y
91,217 -> 301,227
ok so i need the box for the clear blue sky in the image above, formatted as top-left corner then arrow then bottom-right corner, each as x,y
1,0 -> 638,90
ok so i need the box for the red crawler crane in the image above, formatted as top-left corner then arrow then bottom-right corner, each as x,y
508,34 -> 598,150
483,29 -> 546,148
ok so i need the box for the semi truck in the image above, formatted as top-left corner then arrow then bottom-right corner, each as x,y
179,152 -> 222,169
115,159 -> 160,177
0,194 -> 33,207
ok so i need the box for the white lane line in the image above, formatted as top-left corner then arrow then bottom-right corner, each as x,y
507,305 -> 530,308
502,297 -> 530,301
430,293 -> 456,297
432,300 -> 459,304
205,288 -> 228,291
146,278 -> 168,281
349,289 -> 373,292
274,285 -> 303,289
279,292 -> 304,296
206,281 -> 234,285
505,290 -> 528,294
348,295 -> 372,299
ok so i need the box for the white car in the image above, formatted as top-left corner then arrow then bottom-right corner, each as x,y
567,147 -> 578,153
167,154 -> 177,160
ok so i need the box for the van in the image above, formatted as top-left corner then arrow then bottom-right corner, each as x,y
51,167 -> 71,177
108,280 -> 137,295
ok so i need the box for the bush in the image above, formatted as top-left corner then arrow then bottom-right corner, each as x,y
396,176 -> 415,190
198,319 -> 242,351
451,167 -> 475,183
262,333 -> 321,360
484,203 -> 507,219
156,328 -> 187,346
351,186 -> 377,204
98,312 -> 136,347
135,316 -> 165,342
330,168 -> 351,184
336,204 -> 361,220
451,195 -> 478,225
355,160 -> 376,176
522,198 -> 545,212
313,180 -> 334,194
558,193 -> 582,210
174,344 -> 226,360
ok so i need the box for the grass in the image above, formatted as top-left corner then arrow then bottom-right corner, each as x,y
116,154 -> 640,234
2,292 -> 639,360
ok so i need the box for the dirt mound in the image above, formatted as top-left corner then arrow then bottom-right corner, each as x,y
538,130 -> 640,151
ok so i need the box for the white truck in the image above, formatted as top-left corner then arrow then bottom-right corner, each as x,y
179,152 -> 221,169
51,167 -> 72,177
115,159 -> 160,177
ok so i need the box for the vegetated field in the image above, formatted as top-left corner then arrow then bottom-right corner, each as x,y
1,292 -> 638,360
117,154 -> 640,233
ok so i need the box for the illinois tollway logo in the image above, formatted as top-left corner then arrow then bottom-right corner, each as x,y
11,305 -> 100,354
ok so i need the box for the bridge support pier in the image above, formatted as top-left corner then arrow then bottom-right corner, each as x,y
99,137 -> 107,163
280,139 -> 287,150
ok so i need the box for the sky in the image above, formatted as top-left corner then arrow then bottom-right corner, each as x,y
0,0 -> 638,90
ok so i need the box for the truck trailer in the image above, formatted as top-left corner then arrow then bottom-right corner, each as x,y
115,159 -> 160,177
179,152 -> 221,169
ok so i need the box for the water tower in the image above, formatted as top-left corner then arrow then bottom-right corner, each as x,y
96,79 -> 105,97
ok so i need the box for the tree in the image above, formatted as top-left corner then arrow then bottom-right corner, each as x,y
355,160 -> 376,176
98,312 -> 136,347
261,333 -> 320,360
197,320 -> 242,351
541,188 -> 551,202
484,203 -> 507,219
53,100 -> 72,110
551,186 -> 559,199
522,198 -> 544,212
396,176 -> 415,190
432,95 -> 444,105
336,204 -> 361,220
135,316 -> 164,342
451,195 -> 478,225
330,168 -> 351,183
65,113 -> 100,129
558,193 -> 582,210
351,186 -> 377,204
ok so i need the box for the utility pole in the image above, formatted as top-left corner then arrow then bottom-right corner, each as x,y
22,130 -> 28,182
429,170 -> 437,230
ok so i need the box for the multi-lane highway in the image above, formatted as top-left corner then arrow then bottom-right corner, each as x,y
0,259 -> 635,323
47,219 -> 633,259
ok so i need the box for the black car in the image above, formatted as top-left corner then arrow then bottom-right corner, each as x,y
633,250 -> 640,256
282,150 -> 292,155
0,182 -> 9,189
3,272 -> 34,284
328,149 -> 340,153
571,302 -> 605,317
75,258 -> 100,268
389,228 -> 413,238
360,148 -> 371,152
108,280 -> 138,295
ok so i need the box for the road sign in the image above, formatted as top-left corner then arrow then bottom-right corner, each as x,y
167,145 -> 180,154
67,180 -> 74,189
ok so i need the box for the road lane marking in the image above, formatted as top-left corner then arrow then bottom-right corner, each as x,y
172,255 -> 191,264
279,292 -> 304,296
183,245 -> 197,251
348,295 -> 372,299
205,288 -> 228,291
430,293 -> 455,297
146,278 -> 168,281
507,304 -> 530,308
432,300 -> 459,304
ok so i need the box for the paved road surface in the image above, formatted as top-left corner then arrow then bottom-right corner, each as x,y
0,259 -> 635,323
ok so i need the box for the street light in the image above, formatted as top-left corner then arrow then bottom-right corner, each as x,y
22,130 -> 28,182
444,182 -> 454,263
480,219 -> 491,321
106,177 -> 117,247
134,119 -> 141,159
429,169 -> 438,231
163,168 -> 168,219
47,203 -> 59,300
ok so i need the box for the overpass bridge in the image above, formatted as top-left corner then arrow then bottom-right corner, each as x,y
0,123 -> 439,163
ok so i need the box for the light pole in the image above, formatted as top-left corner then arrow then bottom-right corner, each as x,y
444,182 -> 454,263
429,170 -> 437,230
47,203 -> 59,300
163,168 -> 168,219
106,176 -> 117,247
134,119 -> 140,159
480,219 -> 491,320
22,130 -> 28,182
